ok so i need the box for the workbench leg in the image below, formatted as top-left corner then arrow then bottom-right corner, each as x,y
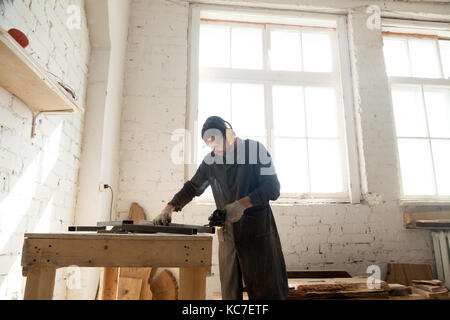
102,267 -> 119,300
24,266 -> 56,300
179,267 -> 207,300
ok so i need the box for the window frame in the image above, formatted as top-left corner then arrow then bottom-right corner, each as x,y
187,4 -> 361,204
382,19 -> 450,202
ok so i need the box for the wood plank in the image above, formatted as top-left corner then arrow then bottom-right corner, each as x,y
119,267 -> 153,300
404,211 -> 450,229
412,279 -> 444,286
288,277 -> 389,299
413,283 -> 447,292
117,277 -> 143,300
179,267 -> 207,300
411,286 -> 449,299
24,233 -> 211,241
0,27 -> 82,113
151,270 -> 178,300
386,263 -> 433,286
128,203 -> 146,224
24,266 -> 56,300
102,267 -> 119,300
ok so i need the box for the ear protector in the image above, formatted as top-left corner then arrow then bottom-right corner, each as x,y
223,120 -> 235,144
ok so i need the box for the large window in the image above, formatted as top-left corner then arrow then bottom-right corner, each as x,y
383,32 -> 450,199
189,8 -> 360,202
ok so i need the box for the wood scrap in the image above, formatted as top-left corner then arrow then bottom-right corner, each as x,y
151,270 -> 178,300
288,277 -> 389,299
412,279 -> 444,286
386,263 -> 433,286
388,283 -> 412,296
411,286 -> 449,299
118,277 -> 143,300
287,270 -> 351,279
119,267 -> 153,300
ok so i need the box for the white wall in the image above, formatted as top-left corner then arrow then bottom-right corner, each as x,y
0,0 -> 89,299
118,0 -> 450,298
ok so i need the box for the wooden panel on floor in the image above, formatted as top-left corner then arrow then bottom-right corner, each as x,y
179,267 -> 206,300
118,277 -> 143,300
151,270 -> 178,300
386,263 -> 433,286
24,266 -> 56,300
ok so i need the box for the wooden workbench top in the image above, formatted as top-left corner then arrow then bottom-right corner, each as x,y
24,232 -> 214,241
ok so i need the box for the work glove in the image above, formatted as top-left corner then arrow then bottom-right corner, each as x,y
153,207 -> 172,226
208,209 -> 226,227
224,201 -> 246,224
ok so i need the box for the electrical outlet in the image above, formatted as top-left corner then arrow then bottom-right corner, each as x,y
99,183 -> 105,192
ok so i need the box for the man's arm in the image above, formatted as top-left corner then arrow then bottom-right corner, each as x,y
167,160 -> 210,212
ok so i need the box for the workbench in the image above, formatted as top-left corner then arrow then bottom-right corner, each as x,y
21,233 -> 213,300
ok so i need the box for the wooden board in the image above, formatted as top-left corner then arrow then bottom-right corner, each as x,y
413,283 -> 447,292
151,270 -> 178,300
411,287 -> 449,299
386,263 -> 433,286
118,277 -> 143,300
0,27 -> 82,113
128,203 -> 146,224
412,279 -> 444,286
288,277 -> 389,299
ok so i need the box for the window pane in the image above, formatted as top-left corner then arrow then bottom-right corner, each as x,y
431,140 -> 450,195
231,84 -> 265,137
304,87 -> 338,138
302,32 -> 333,72
439,40 -> 450,79
408,39 -> 441,78
269,30 -> 301,71
423,87 -> 450,138
308,139 -> 344,193
198,82 -> 231,126
199,25 -> 230,68
391,86 -> 428,137
231,27 -> 263,70
272,86 -> 305,137
274,138 -> 309,193
383,38 -> 411,77
397,139 -> 435,195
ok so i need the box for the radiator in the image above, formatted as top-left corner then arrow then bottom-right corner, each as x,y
431,231 -> 450,289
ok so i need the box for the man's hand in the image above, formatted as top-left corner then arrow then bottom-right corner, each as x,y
224,201 -> 247,224
153,206 -> 173,226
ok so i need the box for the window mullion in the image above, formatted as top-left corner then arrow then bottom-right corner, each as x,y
436,39 -> 446,79
302,87 -> 312,193
420,85 -> 439,196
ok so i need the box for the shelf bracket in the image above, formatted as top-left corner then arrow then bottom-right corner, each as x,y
31,110 -> 74,139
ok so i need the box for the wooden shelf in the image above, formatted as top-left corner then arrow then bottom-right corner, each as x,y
0,27 -> 83,114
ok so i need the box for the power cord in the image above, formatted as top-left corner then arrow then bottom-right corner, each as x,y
103,184 -> 114,221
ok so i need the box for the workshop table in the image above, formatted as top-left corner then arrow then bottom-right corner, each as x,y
21,233 -> 213,300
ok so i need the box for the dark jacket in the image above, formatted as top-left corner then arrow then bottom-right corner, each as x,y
169,138 -> 289,299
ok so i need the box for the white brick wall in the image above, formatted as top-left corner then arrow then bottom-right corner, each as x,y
119,0 -> 443,299
0,0 -> 89,299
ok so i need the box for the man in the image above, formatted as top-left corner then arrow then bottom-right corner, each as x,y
153,116 -> 289,300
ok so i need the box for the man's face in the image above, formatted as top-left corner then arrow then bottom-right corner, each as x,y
205,136 -> 226,155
